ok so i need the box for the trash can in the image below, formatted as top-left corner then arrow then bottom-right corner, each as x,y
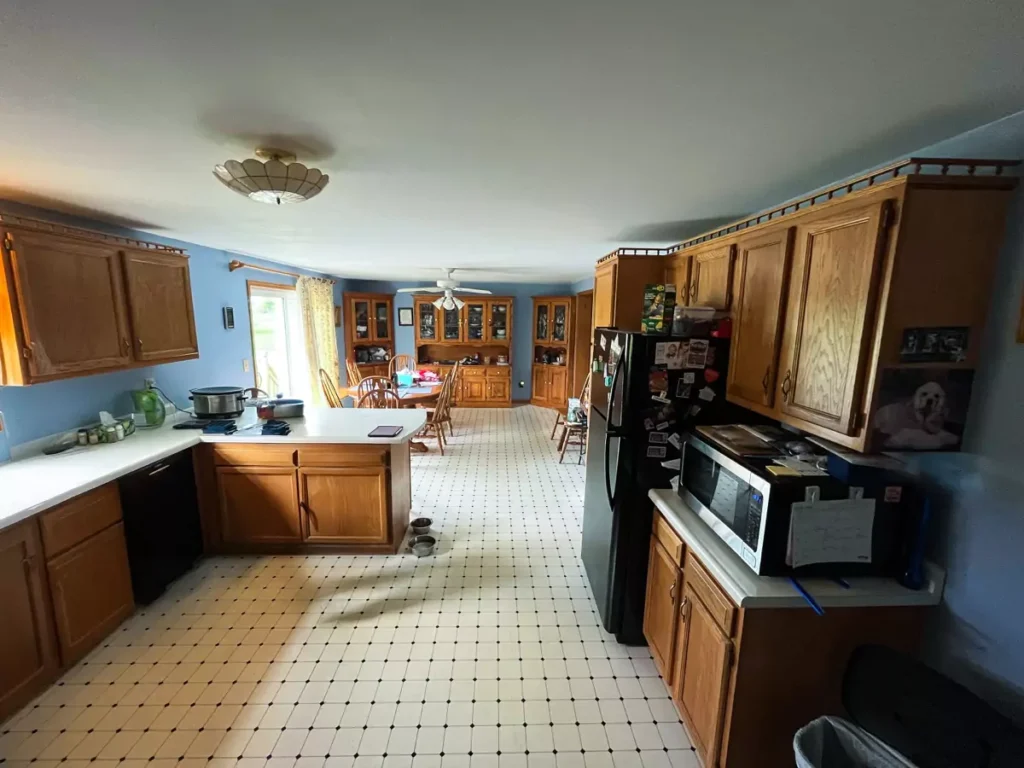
794,716 -> 917,768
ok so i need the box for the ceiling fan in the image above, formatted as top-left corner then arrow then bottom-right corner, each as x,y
396,269 -> 492,310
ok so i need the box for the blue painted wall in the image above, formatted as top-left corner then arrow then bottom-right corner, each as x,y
571,275 -> 595,294
0,200 -> 348,447
346,280 -> 573,399
882,109 -> 1024,721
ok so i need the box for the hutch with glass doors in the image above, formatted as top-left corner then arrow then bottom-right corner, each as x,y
530,296 -> 574,410
412,295 -> 513,406
343,292 -> 394,378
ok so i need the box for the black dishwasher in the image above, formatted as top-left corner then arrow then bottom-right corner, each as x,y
118,449 -> 204,604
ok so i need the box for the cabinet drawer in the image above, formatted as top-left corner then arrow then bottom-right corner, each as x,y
298,445 -> 388,467
211,444 -> 296,466
685,555 -> 736,636
485,367 -> 511,378
653,512 -> 684,567
461,367 -> 486,377
40,483 -> 122,559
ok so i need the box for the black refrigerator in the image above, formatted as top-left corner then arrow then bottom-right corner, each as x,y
581,328 -> 743,644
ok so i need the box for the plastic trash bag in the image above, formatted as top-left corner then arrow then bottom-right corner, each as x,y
794,716 -> 918,768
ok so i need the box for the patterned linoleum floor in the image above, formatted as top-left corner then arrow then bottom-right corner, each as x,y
1,406 -> 695,768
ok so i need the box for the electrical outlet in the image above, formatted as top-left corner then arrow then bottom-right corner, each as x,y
518,380 -> 525,388
243,359 -> 251,372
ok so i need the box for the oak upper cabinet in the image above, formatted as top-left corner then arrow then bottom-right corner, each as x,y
727,228 -> 794,410
122,249 -> 199,363
0,520 -> 58,723
534,302 -> 551,342
300,467 -> 389,544
777,201 -> 890,435
442,305 -> 462,341
217,466 -> 302,544
592,253 -> 665,330
551,300 -> 571,343
690,243 -> 735,309
2,229 -> 133,380
350,296 -> 372,341
664,254 -> 692,307
643,537 -> 681,683
675,583 -> 733,766
46,522 -> 134,666
372,297 -> 392,342
415,298 -> 438,343
486,299 -> 511,342
464,300 -> 487,342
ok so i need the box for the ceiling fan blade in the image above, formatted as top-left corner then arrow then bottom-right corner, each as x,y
453,287 -> 493,294
396,287 -> 436,293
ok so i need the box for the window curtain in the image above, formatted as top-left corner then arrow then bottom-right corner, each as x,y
296,276 -> 340,406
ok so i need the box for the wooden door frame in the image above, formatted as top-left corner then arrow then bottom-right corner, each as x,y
571,290 -> 593,397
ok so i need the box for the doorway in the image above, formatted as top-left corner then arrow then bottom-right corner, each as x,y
247,281 -> 311,401
571,290 -> 594,396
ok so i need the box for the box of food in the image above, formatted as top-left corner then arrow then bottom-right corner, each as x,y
641,283 -> 677,335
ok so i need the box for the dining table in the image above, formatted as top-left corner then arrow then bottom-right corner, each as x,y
340,381 -> 443,452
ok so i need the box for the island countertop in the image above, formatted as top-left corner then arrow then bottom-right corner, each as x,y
0,407 -> 426,530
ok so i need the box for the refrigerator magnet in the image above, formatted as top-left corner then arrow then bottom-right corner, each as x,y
649,370 -> 669,392
686,339 -> 709,368
656,420 -> 671,430
649,432 -> 668,444
704,369 -> 720,383
664,342 -> 683,369
643,418 -> 655,430
647,446 -> 668,458
652,393 -> 671,404
654,342 -> 668,365
682,371 -> 696,384
698,386 -> 716,401
676,381 -> 692,399
667,433 -> 682,449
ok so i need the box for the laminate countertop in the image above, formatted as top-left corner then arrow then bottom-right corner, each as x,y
649,489 -> 945,609
0,407 -> 426,531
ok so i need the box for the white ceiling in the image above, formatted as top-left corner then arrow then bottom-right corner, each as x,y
1,1 -> 1023,283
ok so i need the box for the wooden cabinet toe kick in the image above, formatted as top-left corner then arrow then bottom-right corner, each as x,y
196,442 -> 413,555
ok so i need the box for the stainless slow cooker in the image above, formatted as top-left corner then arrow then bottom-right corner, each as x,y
189,386 -> 246,418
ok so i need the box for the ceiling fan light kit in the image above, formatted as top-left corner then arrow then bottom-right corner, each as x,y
433,295 -> 465,311
213,147 -> 329,205
399,269 -> 492,312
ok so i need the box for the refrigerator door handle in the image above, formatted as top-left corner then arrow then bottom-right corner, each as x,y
604,431 -> 616,509
607,356 -> 624,431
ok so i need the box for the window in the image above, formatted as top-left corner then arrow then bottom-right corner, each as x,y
248,282 -> 311,401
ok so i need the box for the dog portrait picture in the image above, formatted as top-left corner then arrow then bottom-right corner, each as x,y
871,368 -> 974,451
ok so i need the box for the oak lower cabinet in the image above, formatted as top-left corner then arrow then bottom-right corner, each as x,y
644,508 -> 929,768
486,376 -> 510,402
300,467 -> 388,544
461,372 -> 487,404
217,466 -> 302,544
203,442 -> 410,554
531,364 -> 570,408
46,522 -> 134,666
0,519 -> 59,723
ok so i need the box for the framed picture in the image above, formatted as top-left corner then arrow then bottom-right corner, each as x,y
872,367 -> 975,451
398,307 -> 414,326
334,305 -> 341,328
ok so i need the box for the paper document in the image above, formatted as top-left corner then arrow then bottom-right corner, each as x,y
772,457 -> 828,476
788,498 -> 875,568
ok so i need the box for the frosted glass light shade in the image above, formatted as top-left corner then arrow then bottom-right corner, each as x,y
213,156 -> 330,205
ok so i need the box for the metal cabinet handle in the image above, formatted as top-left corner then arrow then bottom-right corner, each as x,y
781,370 -> 792,401
669,580 -> 677,601
761,366 -> 770,396
689,282 -> 697,301
122,337 -> 130,355
679,595 -> 688,618
148,464 -> 169,476
137,338 -> 144,350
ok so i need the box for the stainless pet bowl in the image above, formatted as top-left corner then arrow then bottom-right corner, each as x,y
409,534 -> 436,557
410,517 -> 432,535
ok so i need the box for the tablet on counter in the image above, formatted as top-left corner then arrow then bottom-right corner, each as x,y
368,425 -> 404,438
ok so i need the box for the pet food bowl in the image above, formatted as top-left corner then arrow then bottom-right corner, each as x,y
409,535 -> 436,557
410,517 -> 432,535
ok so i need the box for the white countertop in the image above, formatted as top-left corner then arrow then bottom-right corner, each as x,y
649,489 -> 945,609
0,407 -> 426,531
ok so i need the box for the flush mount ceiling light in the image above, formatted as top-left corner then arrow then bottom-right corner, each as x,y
213,147 -> 329,205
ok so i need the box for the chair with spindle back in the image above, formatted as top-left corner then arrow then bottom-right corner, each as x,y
319,369 -> 343,408
552,371 -> 591,443
356,376 -> 393,402
357,389 -> 402,409
417,373 -> 451,455
557,372 -> 592,463
345,360 -> 363,387
388,354 -> 416,377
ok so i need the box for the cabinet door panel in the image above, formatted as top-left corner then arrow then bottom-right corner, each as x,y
6,230 -> 132,378
549,367 -> 568,406
300,467 -> 389,544
780,202 -> 888,434
463,377 -> 486,402
47,522 -> 134,665
594,263 -> 616,327
665,255 -> 692,307
535,303 -> 550,341
551,301 -> 570,343
352,299 -> 371,341
122,250 -> 198,362
416,300 -> 437,342
727,228 -> 793,409
678,586 -> 732,766
0,520 -> 58,722
643,537 -> 680,683
373,299 -> 391,341
486,377 -> 510,402
487,300 -> 511,342
465,302 -> 486,342
692,244 -> 734,310
442,306 -> 462,341
532,367 -> 547,402
217,467 -> 301,544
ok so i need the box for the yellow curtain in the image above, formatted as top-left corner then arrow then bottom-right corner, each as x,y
297,276 -> 340,406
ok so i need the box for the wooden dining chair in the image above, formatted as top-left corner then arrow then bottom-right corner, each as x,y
559,372 -> 592,464
357,389 -> 401,409
418,378 -> 450,455
356,376 -> 393,401
319,368 -> 343,408
388,354 -> 416,376
437,361 -> 460,436
552,371 -> 592,443
345,360 -> 363,386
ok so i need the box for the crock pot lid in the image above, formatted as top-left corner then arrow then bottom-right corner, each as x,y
190,386 -> 244,395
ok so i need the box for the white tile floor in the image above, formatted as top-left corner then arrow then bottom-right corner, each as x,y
0,406 -> 695,768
